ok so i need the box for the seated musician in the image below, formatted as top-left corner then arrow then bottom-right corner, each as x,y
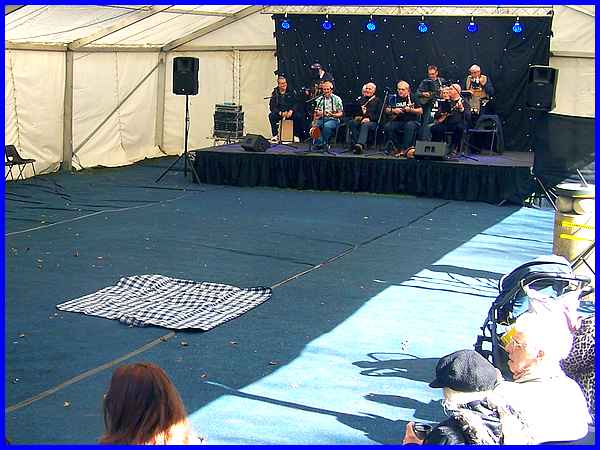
268,75 -> 301,143
430,84 -> 471,156
383,81 -> 422,157
417,64 -> 447,129
349,82 -> 382,155
310,80 -> 343,150
465,64 -> 495,118
420,86 -> 450,141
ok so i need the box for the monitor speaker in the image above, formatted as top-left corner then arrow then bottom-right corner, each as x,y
414,140 -> 450,160
241,134 -> 270,152
173,57 -> 199,95
526,65 -> 558,111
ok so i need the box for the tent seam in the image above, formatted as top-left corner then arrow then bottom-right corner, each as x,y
114,53 -> 125,150
7,51 -> 23,151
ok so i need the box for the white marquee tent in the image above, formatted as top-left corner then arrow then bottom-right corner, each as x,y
4,5 -> 595,179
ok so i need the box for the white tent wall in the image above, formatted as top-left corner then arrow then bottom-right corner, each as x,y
72,52 -> 164,170
239,51 -> 278,137
5,50 -> 64,178
549,6 -> 595,118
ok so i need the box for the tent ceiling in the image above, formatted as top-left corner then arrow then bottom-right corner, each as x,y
5,5 -> 262,47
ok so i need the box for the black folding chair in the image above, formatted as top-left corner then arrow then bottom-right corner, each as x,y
5,145 -> 36,181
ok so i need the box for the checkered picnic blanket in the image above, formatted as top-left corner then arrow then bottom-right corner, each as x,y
56,274 -> 272,330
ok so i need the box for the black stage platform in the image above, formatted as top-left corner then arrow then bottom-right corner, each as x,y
192,142 -> 535,205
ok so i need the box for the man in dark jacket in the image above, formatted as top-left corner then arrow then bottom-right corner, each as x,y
268,76 -> 301,142
349,82 -> 382,154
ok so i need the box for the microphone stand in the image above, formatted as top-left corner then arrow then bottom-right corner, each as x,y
367,89 -> 390,157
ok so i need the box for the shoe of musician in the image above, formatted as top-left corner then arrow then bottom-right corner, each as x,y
405,146 -> 416,159
394,148 -> 406,158
352,143 -> 364,155
293,136 -> 300,143
270,135 -> 279,143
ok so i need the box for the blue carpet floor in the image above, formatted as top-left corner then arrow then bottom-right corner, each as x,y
4,158 -> 571,444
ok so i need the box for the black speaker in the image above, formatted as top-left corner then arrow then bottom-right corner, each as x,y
241,134 -> 270,152
414,140 -> 450,160
173,57 -> 199,95
526,66 -> 558,111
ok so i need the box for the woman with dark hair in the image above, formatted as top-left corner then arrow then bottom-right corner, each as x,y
100,362 -> 203,445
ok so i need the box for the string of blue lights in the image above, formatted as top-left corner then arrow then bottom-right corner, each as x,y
279,15 -> 525,35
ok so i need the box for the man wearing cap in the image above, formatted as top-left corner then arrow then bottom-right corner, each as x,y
403,349 -> 532,445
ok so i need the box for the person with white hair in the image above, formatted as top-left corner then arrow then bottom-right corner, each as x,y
464,64 -> 495,117
430,83 -> 470,156
349,82 -> 382,154
496,311 -> 591,443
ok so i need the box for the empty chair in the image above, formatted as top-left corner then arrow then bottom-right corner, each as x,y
464,114 -> 505,154
5,145 -> 36,181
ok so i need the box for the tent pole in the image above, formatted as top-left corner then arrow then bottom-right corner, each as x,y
155,51 -> 167,152
61,49 -> 74,172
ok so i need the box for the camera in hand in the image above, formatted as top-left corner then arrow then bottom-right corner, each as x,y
413,423 -> 433,440
471,78 -> 481,89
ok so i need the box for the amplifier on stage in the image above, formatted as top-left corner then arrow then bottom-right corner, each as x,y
414,140 -> 450,160
213,103 -> 244,140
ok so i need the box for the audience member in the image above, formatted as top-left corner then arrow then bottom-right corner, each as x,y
100,362 -> 203,445
403,349 -> 532,445
497,312 -> 591,443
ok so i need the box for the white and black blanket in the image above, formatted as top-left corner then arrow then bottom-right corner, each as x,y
56,274 -> 272,330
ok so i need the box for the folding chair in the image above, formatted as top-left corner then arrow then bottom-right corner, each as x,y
5,145 -> 36,181
463,114 -> 504,154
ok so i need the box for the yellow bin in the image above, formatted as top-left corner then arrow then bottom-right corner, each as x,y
552,183 -> 595,263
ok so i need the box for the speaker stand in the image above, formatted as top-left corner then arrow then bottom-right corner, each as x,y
454,133 -> 478,162
156,94 -> 200,184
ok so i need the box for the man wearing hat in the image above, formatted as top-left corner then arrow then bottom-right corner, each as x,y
403,349 -> 532,445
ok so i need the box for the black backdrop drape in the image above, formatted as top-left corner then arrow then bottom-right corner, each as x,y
273,14 -> 553,152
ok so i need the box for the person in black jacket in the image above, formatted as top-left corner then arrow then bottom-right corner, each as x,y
268,76 -> 301,142
349,82 -> 382,154
402,349 -> 533,445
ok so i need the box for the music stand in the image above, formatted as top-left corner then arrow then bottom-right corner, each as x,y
156,94 -> 200,183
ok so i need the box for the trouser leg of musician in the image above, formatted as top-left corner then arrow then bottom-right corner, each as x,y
321,119 -> 338,147
430,123 -> 447,143
450,123 -> 465,151
268,112 -> 280,137
348,120 -> 360,145
357,122 -> 376,148
400,121 -> 420,150
419,122 -> 433,140
383,122 -> 399,151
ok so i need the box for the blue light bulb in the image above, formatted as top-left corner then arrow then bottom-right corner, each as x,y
366,20 -> 376,32
322,20 -> 333,31
281,19 -> 291,30
512,21 -> 523,33
418,22 -> 429,33
467,21 -> 478,33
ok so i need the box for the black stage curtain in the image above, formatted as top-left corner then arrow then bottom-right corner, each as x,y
533,113 -> 595,187
194,152 -> 532,205
274,14 -> 552,152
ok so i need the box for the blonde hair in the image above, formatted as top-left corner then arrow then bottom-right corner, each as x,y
442,387 -> 494,411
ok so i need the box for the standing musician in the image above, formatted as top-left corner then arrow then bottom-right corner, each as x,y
349,82 -> 382,155
417,65 -> 448,131
309,62 -> 334,98
464,64 -> 495,120
268,75 -> 301,143
310,80 -> 343,150
430,83 -> 471,156
383,81 -> 422,157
